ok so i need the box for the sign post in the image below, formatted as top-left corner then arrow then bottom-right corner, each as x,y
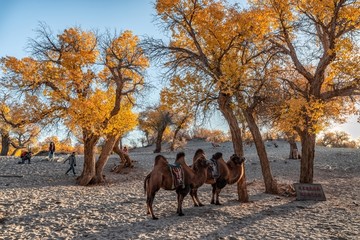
293,183 -> 326,201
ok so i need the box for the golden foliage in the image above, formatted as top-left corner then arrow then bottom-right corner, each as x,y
99,30 -> 149,93
58,28 -> 98,68
160,74 -> 199,129
277,97 -> 326,134
275,94 -> 356,135
138,105 -> 172,145
65,89 -> 137,137
155,0 -> 278,112
1,27 -> 147,148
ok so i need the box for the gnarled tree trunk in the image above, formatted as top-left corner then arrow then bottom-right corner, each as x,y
218,93 -> 248,202
170,125 -> 181,151
78,131 -> 98,186
113,138 -> 126,163
93,135 -> 117,184
154,126 -> 166,153
1,132 -> 11,156
112,137 -> 133,171
243,108 -> 278,194
299,131 -> 316,183
288,135 -> 300,159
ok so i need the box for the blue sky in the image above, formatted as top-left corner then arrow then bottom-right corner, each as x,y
0,0 -> 163,57
0,0 -> 359,141
0,0 -> 166,100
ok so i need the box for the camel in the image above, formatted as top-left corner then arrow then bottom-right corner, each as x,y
192,151 -> 245,205
144,152 -> 210,220
189,148 -> 209,207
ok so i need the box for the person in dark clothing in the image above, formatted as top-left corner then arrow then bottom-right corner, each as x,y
48,142 -> 56,160
19,151 -> 32,164
64,152 -> 77,175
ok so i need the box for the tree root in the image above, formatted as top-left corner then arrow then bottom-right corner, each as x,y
111,160 -> 134,174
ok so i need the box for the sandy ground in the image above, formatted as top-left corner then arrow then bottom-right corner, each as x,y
0,139 -> 359,239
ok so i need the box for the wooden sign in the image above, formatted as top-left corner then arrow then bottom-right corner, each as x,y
293,183 -> 326,201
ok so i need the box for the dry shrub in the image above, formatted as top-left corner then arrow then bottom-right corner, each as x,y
173,138 -> 187,150
193,128 -> 230,143
37,137 -> 77,154
317,131 -> 358,148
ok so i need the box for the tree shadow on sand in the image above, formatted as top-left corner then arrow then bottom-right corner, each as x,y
72,195 -> 319,239
198,197 -> 319,239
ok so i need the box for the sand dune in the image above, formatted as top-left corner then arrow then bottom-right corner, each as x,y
0,139 -> 359,239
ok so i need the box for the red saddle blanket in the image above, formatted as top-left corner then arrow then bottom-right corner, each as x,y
169,164 -> 185,189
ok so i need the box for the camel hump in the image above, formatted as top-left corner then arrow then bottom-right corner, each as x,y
194,149 -> 204,155
175,152 -> 186,164
154,155 -> 168,166
193,149 -> 205,161
193,149 -> 206,163
176,152 -> 185,160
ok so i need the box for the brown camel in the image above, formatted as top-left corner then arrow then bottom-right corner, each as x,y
192,151 -> 245,205
189,148 -> 210,207
144,152 -> 209,220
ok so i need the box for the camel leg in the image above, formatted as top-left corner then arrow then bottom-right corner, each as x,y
177,193 -> 185,216
213,179 -> 226,205
146,183 -> 159,220
215,188 -> 222,205
192,188 -> 204,207
146,193 -> 152,214
210,184 -> 217,204
176,186 -> 190,216
190,188 -> 200,207
146,192 -> 158,220
176,193 -> 180,213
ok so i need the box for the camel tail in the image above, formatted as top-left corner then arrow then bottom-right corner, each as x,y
144,173 -> 151,194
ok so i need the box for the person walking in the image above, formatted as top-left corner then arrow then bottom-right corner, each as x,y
64,152 -> 77,175
48,142 -> 56,160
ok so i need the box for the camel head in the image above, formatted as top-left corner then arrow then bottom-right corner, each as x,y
192,154 -> 210,171
230,154 -> 245,165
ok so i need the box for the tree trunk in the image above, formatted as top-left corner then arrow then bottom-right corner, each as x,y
113,138 -> 126,163
112,137 -> 133,170
170,125 -> 181,151
243,108 -> 278,194
78,132 -> 98,186
144,131 -> 151,146
288,135 -> 300,159
93,135 -> 117,184
218,93 -> 248,202
299,131 -> 316,183
1,132 -> 11,156
154,126 -> 166,153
